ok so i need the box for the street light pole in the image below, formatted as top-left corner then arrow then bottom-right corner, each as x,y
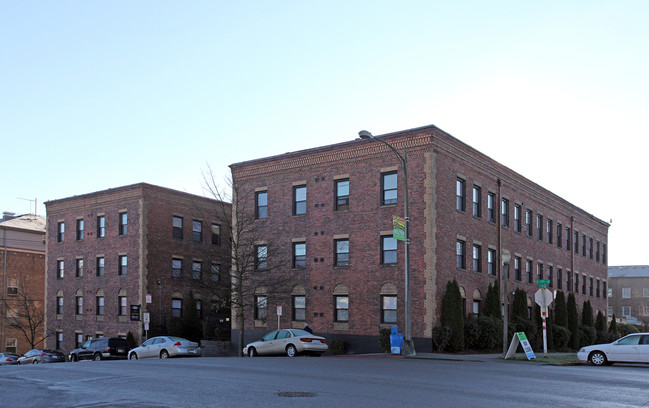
359,130 -> 415,356
501,250 -> 511,357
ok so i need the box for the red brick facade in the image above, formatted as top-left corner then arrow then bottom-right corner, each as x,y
45,184 -> 230,353
230,125 -> 609,353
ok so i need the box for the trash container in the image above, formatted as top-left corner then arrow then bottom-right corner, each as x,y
389,326 -> 403,355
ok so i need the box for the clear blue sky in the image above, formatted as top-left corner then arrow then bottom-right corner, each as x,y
2,1 -> 647,266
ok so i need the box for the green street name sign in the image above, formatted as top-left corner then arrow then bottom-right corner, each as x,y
537,279 -> 551,288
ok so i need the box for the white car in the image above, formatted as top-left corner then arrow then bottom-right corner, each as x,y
577,333 -> 649,365
243,329 -> 328,357
128,336 -> 202,360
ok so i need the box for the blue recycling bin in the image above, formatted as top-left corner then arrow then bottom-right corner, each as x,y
389,326 -> 403,354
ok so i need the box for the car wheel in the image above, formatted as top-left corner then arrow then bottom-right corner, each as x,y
286,345 -> 297,357
248,348 -> 257,357
32,359 -> 38,364
160,350 -> 169,359
589,351 -> 607,366
71,355 -> 77,362
93,354 -> 102,361
129,353 -> 138,360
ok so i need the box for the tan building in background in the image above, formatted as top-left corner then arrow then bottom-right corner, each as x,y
1,212 -> 46,355
608,265 -> 649,327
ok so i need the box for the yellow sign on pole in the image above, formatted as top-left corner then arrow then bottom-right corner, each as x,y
393,216 -> 406,241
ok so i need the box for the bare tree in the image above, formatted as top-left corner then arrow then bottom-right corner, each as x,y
203,166 -> 295,356
3,270 -> 49,349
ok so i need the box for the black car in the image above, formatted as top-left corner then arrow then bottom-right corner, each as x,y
69,337 -> 130,361
17,349 -> 66,364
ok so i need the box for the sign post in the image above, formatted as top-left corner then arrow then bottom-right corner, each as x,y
277,306 -> 282,330
535,284 -> 554,357
143,312 -> 150,340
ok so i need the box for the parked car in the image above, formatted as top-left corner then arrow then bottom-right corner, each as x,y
17,349 -> 66,364
577,333 -> 649,365
128,336 -> 201,360
69,337 -> 130,361
243,329 -> 328,357
0,352 -> 19,365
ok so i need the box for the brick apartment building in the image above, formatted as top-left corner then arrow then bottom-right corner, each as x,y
1,212 -> 46,355
230,124 -> 609,353
45,183 -> 231,353
608,265 -> 649,326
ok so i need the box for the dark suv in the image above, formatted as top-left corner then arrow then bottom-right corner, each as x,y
69,337 -> 130,361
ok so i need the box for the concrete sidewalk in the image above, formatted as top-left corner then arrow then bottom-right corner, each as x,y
345,352 -> 576,362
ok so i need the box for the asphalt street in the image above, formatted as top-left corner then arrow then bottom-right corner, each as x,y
1,355 -> 647,408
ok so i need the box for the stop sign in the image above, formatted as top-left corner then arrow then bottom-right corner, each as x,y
535,288 -> 554,307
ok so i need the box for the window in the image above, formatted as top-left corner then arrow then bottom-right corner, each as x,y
172,298 -> 183,318
76,333 -> 83,348
381,172 -> 398,205
473,299 -> 481,316
57,222 -> 65,242
196,299 -> 202,319
487,193 -> 496,223
76,294 -> 83,315
254,296 -> 267,320
255,191 -> 268,219
488,249 -> 496,276
604,282 -> 608,297
96,296 -> 104,315
567,272 -> 572,292
211,223 -> 221,245
501,199 -> 509,228
119,296 -> 127,316
97,215 -> 105,238
293,242 -> 306,269
514,257 -> 521,281
456,178 -> 466,212
525,210 -> 532,237
557,269 -> 563,290
335,239 -> 350,267
76,259 -> 84,277
596,241 -> 600,262
514,205 -> 521,232
96,257 -> 104,277
622,306 -> 631,318
172,258 -> 182,278
537,263 -> 543,280
603,244 -> 608,264
596,279 -> 601,297
574,231 -> 579,254
472,185 -> 481,217
582,274 -> 586,294
211,263 -> 220,282
293,186 -> 307,215
76,219 -> 84,240
547,219 -> 553,244
255,245 -> 268,270
456,240 -> 466,270
582,234 -> 586,256
57,260 -> 64,279
526,260 -> 533,284
335,296 -> 349,322
589,277 -> 593,296
566,227 -> 571,250
192,261 -> 202,280
589,238 -> 593,259
119,212 -> 127,236
557,223 -> 562,248
382,295 -> 397,323
118,255 -> 127,276
56,332 -> 63,350
56,295 -> 64,314
335,179 -> 350,211
7,279 -> 18,296
547,266 -> 553,288
293,296 -> 305,321
192,220 -> 203,242
381,236 -> 397,265
622,288 -> 631,298
173,216 -> 183,239
574,274 -> 579,294
537,215 -> 543,241
472,244 -> 482,273
6,338 -> 17,354
644,288 -> 649,298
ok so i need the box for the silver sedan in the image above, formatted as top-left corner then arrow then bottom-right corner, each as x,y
243,329 -> 328,357
128,336 -> 202,360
